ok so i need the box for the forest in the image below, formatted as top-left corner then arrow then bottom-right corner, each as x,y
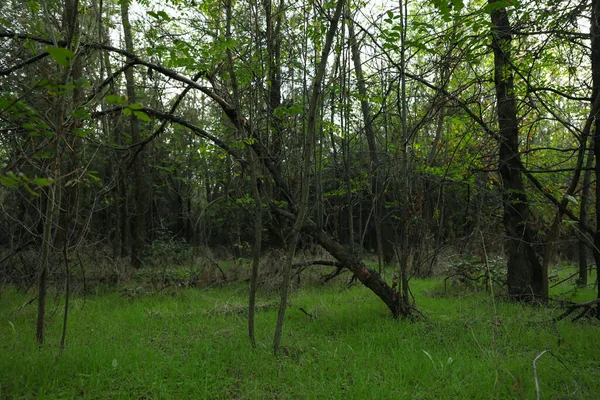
1,0 -> 599,398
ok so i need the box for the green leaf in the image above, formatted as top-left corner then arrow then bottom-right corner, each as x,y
147,10 -> 171,21
106,95 -> 127,104
128,103 -> 144,110
157,11 -> 171,21
565,194 -> 578,205
484,0 -> 510,13
46,47 -> 74,67
72,108 -> 90,119
0,175 -> 18,188
123,108 -> 132,116
35,79 -> 51,88
33,178 -> 55,186
133,110 -> 151,122
87,171 -> 101,182
22,183 -> 39,197
74,128 -> 88,137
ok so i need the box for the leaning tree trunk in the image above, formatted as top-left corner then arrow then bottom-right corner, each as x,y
300,216 -> 409,317
489,0 -> 545,301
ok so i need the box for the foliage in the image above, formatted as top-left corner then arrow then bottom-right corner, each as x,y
0,270 -> 598,398
443,255 -> 507,294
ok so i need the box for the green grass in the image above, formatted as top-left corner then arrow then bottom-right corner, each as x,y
0,267 -> 599,399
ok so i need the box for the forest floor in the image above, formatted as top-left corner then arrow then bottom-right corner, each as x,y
0,263 -> 598,399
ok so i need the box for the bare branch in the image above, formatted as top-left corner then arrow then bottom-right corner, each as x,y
0,52 -> 49,76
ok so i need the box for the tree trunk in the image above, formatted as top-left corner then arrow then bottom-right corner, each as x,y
348,15 -> 385,270
592,0 -> 600,302
489,0 -> 545,301
121,0 -> 146,269
36,168 -> 59,344
399,0 -> 410,305
274,0 -> 346,353
248,149 -> 262,347
300,216 -> 409,317
37,0 -> 79,345
578,144 -> 593,285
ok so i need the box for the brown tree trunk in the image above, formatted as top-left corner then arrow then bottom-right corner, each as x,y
121,0 -> 146,269
300,216 -> 408,317
348,12 -> 386,271
247,149 -> 262,347
592,0 -> 600,302
37,0 -> 79,345
578,145 -> 593,285
36,165 -> 59,344
489,0 -> 545,301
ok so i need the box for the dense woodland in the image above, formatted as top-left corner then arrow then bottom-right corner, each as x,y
1,0 -> 600,349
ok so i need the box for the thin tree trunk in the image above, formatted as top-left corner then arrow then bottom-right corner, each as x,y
348,15 -> 385,270
36,170 -> 59,345
60,226 -> 70,351
578,145 -> 593,285
592,0 -> 600,303
248,149 -> 262,347
121,0 -> 145,269
399,0 -> 410,305
37,0 -> 79,345
273,0 -> 346,354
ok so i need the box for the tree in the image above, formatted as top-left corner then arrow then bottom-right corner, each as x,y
121,0 -> 147,269
489,0 -> 545,300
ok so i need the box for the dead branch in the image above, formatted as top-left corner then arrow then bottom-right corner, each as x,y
554,298 -> 600,322
291,260 -> 345,283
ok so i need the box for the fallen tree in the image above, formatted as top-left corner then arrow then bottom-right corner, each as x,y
0,25 -> 412,318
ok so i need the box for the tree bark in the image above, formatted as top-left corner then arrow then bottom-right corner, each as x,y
592,0 -> 600,302
348,12 -> 386,271
121,0 -> 146,269
36,162 -> 59,344
248,149 -> 262,348
274,0 -> 347,354
577,145 -> 592,285
37,0 -> 79,345
489,0 -> 545,301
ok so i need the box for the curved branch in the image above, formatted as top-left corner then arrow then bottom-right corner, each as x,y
91,106 -> 249,169
85,60 -> 137,103
0,52 -> 49,76
128,70 -> 206,165
0,30 -> 234,114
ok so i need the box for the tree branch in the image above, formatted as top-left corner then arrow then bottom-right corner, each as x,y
0,52 -> 49,76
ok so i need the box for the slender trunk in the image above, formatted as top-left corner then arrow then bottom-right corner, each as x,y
273,0 -> 346,354
399,0 -> 410,305
37,0 -> 79,344
60,229 -> 70,351
489,0 -> 545,300
248,149 -> 262,347
121,0 -> 145,269
348,15 -> 385,270
578,145 -> 593,285
37,143 -> 60,345
592,0 -> 600,302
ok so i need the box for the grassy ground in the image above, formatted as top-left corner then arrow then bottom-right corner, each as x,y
0,266 -> 598,399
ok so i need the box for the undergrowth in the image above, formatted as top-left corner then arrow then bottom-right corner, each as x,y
0,266 -> 598,399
